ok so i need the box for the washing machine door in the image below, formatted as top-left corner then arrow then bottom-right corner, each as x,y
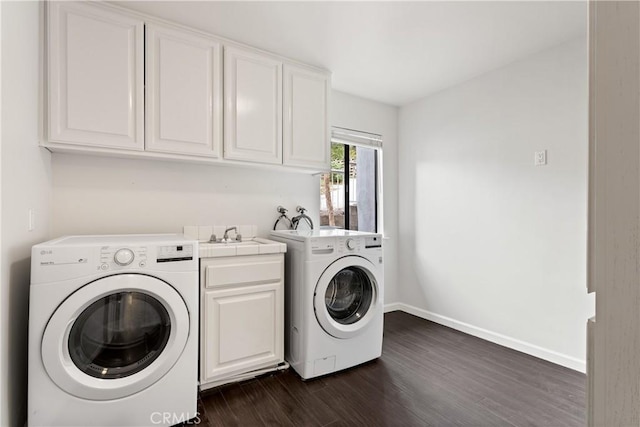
314,256 -> 380,339
41,274 -> 189,401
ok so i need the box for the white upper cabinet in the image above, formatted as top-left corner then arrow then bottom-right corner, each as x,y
46,3 -> 330,171
145,24 -> 222,157
283,65 -> 330,170
224,46 -> 283,165
47,2 -> 144,150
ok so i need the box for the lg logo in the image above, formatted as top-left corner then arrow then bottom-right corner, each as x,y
150,412 -> 201,425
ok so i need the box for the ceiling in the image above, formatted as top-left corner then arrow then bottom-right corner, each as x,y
116,1 -> 587,106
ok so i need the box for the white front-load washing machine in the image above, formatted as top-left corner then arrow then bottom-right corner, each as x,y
29,234 -> 199,427
270,229 -> 383,379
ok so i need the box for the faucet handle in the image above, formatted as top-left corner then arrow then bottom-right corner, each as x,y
209,234 -> 217,243
236,234 -> 242,242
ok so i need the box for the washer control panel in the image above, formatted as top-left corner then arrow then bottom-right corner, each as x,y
307,233 -> 382,256
114,248 -> 135,266
337,235 -> 381,254
310,238 -> 335,255
337,237 -> 362,253
100,246 -> 148,270
364,236 -> 382,249
345,239 -> 356,250
97,244 -> 194,270
157,244 -> 194,263
31,236 -> 199,285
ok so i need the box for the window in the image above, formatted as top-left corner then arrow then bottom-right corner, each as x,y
320,128 -> 381,232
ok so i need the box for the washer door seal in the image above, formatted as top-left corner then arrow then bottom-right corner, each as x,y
314,256 -> 380,339
41,274 -> 189,401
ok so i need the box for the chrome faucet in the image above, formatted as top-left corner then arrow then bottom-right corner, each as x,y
207,227 -> 242,243
223,226 -> 241,242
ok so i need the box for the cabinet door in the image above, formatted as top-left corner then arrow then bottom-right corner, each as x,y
202,282 -> 283,382
224,46 -> 282,164
283,65 -> 330,170
47,2 -> 143,150
145,25 -> 222,157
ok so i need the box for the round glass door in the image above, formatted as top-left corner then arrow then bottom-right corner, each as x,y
68,292 -> 171,380
314,256 -> 380,339
325,267 -> 373,325
41,274 -> 189,401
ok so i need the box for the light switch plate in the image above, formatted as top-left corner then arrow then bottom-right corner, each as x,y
28,209 -> 35,231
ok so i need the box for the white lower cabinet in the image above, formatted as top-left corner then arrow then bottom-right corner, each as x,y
200,254 -> 284,389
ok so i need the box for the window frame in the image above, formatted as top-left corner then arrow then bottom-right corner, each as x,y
322,140 -> 380,233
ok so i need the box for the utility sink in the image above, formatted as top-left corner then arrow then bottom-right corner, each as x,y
198,237 -> 286,258
203,240 -> 260,246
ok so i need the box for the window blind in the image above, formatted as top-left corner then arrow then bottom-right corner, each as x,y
331,126 -> 382,149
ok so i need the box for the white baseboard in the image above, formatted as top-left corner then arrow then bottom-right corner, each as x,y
383,302 -> 403,313
384,303 -> 586,373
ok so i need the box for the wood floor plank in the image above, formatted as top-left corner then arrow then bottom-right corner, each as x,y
221,384 -> 266,426
237,379 -> 298,427
273,371 -> 340,426
252,374 -> 322,427
198,311 -> 586,427
198,389 -> 240,427
376,346 -> 517,426
313,362 -> 429,426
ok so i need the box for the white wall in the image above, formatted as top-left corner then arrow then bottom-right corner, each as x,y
331,91 -> 399,304
1,2 -> 51,425
52,155 -> 318,237
398,38 -> 594,371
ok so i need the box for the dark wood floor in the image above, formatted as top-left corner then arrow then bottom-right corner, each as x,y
196,311 -> 586,427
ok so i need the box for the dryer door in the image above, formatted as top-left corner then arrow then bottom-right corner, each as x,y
41,274 -> 190,400
314,256 -> 381,339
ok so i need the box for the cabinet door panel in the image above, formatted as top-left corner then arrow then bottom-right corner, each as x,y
218,292 -> 275,363
48,2 -> 143,149
224,47 -> 282,164
205,260 -> 282,288
202,282 -> 283,382
145,25 -> 222,157
283,65 -> 330,170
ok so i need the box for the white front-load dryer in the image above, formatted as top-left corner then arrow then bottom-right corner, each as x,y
29,234 -> 199,427
270,229 -> 384,379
